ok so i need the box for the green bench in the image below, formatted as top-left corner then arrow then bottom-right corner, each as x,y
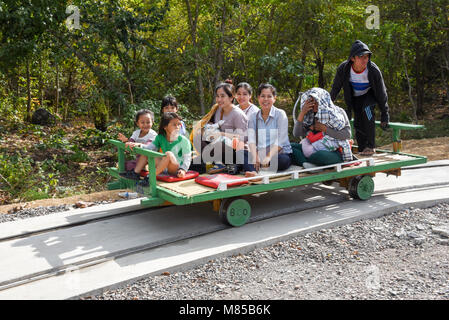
107,139 -> 165,197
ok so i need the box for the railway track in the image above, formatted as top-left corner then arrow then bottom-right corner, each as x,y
0,162 -> 448,298
3,162 -> 448,242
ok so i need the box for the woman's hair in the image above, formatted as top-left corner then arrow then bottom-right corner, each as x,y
158,112 -> 182,136
161,95 -> 178,113
236,82 -> 253,96
215,79 -> 235,98
135,109 -> 154,123
257,83 -> 277,97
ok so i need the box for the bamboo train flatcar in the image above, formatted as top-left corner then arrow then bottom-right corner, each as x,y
108,121 -> 426,227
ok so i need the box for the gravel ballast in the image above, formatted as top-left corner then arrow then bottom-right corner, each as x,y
0,201 -> 118,224
79,202 -> 449,300
0,204 -> 72,223
2,200 -> 448,300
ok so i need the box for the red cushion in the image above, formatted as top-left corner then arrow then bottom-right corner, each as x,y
195,174 -> 248,189
342,161 -> 362,168
307,131 -> 324,143
156,170 -> 199,182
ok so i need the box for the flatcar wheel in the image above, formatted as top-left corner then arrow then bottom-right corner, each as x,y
348,175 -> 374,200
219,198 -> 251,227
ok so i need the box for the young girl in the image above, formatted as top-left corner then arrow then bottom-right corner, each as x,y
117,109 -> 157,172
123,112 -> 192,179
161,95 -> 187,136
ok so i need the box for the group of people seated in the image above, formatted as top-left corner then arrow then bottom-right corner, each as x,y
117,40 -> 390,186
118,81 -> 355,183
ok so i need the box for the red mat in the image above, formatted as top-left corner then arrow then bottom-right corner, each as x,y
195,173 -> 248,189
156,170 -> 199,182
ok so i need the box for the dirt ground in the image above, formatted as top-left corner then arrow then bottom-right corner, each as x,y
1,137 -> 448,215
0,189 -> 130,215
379,136 -> 449,161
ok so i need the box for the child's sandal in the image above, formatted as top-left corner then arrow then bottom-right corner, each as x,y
119,170 -> 141,180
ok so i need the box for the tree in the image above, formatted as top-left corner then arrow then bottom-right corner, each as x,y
183,0 -> 207,114
380,0 -> 448,117
0,0 -> 66,120
62,0 -> 170,116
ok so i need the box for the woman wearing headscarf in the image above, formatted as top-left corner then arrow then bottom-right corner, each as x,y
291,87 -> 353,167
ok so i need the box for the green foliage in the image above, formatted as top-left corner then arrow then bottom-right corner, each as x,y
76,128 -> 115,148
66,145 -> 89,163
124,99 -> 161,129
0,153 -> 34,192
90,97 -> 110,132
0,121 -> 121,203
0,152 -> 61,201
64,0 -> 171,112
397,111 -> 412,123
0,1 -> 66,69
0,0 -> 447,201
1,0 -> 447,123
35,128 -> 69,149
0,95 -> 21,121
260,47 -> 305,99
40,158 -> 70,175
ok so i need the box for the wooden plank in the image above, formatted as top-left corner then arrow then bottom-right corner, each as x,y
157,179 -> 215,197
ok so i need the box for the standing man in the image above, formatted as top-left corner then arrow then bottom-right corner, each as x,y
330,40 -> 389,156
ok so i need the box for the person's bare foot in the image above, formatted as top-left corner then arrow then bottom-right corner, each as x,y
245,171 -> 258,177
245,171 -> 263,183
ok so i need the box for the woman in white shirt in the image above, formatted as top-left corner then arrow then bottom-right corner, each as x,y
245,83 -> 293,177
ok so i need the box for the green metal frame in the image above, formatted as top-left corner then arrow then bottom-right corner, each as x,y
108,139 -> 427,209
108,139 -> 165,197
350,120 -> 425,153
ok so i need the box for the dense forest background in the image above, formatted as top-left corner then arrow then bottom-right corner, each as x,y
1,0 -> 448,126
0,0 -> 448,205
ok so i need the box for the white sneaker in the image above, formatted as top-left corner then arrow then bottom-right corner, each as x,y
303,162 -> 322,173
303,162 -> 317,169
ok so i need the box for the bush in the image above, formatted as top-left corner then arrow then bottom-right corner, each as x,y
0,96 -> 22,122
75,127 -> 115,148
123,99 -> 161,129
0,153 -> 36,202
66,145 -> 89,162
122,99 -> 195,133
91,98 -> 110,132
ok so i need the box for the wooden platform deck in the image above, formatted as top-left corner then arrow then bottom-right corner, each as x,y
155,151 -> 423,198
